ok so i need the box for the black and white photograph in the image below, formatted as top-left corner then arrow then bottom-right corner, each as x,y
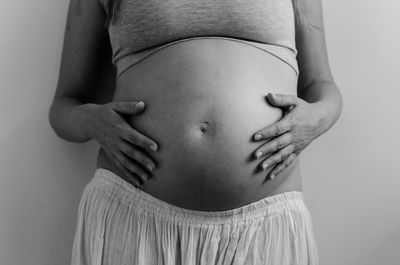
0,0 -> 399,264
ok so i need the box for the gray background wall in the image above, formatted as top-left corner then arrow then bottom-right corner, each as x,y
1,0 -> 399,264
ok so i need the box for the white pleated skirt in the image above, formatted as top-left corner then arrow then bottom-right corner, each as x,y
71,168 -> 319,265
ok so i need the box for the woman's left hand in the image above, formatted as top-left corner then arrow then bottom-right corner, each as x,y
253,93 -> 325,180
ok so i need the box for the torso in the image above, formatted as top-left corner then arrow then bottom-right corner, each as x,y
97,38 -> 302,211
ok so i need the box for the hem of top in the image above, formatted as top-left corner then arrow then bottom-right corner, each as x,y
90,168 -> 304,226
115,36 -> 299,78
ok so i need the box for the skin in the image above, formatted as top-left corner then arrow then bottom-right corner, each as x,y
49,0 -> 342,200
253,0 -> 343,179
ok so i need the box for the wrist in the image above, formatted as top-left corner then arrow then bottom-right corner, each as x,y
299,79 -> 343,137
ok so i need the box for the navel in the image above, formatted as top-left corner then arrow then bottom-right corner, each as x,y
199,121 -> 210,133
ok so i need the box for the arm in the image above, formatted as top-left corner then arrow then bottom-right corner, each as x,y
49,0 -> 158,185
252,0 -> 343,179
49,0 -> 109,142
295,0 -> 343,135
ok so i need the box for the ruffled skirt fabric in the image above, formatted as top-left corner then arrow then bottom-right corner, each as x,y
71,168 -> 318,265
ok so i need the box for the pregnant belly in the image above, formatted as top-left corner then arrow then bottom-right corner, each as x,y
97,38 -> 302,211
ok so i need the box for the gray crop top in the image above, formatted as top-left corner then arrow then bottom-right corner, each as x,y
99,0 -> 298,77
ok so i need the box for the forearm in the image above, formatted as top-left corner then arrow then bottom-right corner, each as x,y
49,97 -> 96,142
298,79 -> 343,136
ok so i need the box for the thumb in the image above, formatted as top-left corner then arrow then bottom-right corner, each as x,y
266,93 -> 298,107
109,101 -> 145,114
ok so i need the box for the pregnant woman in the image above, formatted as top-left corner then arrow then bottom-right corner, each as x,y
49,0 -> 342,264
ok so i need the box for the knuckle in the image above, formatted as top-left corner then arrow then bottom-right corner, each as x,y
270,142 -> 279,152
270,154 -> 280,164
276,140 -> 284,149
126,131 -> 138,144
276,123 -> 287,135
277,164 -> 287,173
285,154 -> 296,165
263,144 -> 272,154
279,123 -> 287,133
272,167 -> 282,176
288,144 -> 296,153
128,130 -> 141,144
289,153 -> 297,162
281,150 -> 291,160
276,153 -> 285,163
274,125 -> 282,135
285,158 -> 293,166
130,135 -> 138,145
282,121 -> 291,132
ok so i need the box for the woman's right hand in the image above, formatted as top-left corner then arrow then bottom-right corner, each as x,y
84,101 -> 158,186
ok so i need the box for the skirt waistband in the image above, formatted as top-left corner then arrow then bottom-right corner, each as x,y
88,168 -> 305,226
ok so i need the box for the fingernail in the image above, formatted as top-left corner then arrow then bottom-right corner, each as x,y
150,144 -> 158,152
262,163 -> 269,170
255,151 -> 262,159
254,134 -> 262,141
141,174 -> 149,181
147,164 -> 154,171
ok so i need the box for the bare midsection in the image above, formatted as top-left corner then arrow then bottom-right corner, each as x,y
97,38 -> 302,211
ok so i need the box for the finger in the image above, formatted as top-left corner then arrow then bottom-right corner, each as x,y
253,117 -> 293,141
259,144 -> 295,171
109,101 -> 145,115
120,142 -> 157,172
111,155 -> 143,187
266,93 -> 298,108
116,153 -> 150,184
254,133 -> 292,159
269,153 -> 297,180
122,126 -> 159,153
